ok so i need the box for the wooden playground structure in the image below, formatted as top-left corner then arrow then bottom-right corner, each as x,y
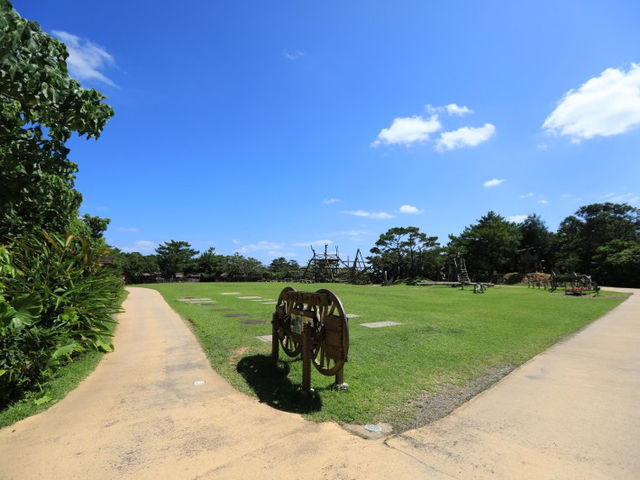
301,244 -> 370,284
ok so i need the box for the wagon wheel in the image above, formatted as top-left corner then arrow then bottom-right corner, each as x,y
311,289 -> 349,376
280,332 -> 302,357
275,287 -> 302,357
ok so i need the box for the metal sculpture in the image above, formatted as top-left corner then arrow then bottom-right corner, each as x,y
271,287 -> 349,393
550,270 -> 600,295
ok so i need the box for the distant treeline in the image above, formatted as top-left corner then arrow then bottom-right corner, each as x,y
114,202 -> 640,288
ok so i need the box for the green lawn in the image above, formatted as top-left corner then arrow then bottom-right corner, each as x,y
146,282 -> 627,429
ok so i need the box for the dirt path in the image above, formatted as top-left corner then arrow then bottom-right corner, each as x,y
0,287 -> 638,479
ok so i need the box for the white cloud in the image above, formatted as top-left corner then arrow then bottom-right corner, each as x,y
342,210 -> 394,219
118,227 -> 140,232
52,30 -> 116,86
538,199 -> 550,205
560,193 -> 572,198
508,215 -> 528,223
372,115 -> 441,147
399,204 -> 423,214
519,192 -> 534,198
120,240 -> 157,254
445,103 -> 473,116
604,192 -> 640,204
236,241 -> 283,254
426,103 -> 473,116
323,197 -> 341,205
543,64 -> 640,141
436,123 -> 495,152
483,178 -> 506,188
292,239 -> 333,247
283,49 -> 305,60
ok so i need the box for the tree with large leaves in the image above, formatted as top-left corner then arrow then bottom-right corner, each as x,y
0,2 -> 119,406
0,0 -> 114,238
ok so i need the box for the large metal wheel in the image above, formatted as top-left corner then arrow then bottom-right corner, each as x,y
310,289 -> 349,376
275,287 -> 302,357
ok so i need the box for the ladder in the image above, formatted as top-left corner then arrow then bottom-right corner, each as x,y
455,255 -> 471,284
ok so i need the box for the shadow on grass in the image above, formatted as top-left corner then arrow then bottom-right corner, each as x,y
236,354 -> 323,413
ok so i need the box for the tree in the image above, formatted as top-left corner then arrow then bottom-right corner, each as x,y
592,240 -> 640,287
557,203 -> 640,274
155,241 -> 198,279
517,214 -> 555,272
0,0 -> 114,238
268,257 -> 301,280
448,211 -> 521,281
222,254 -> 266,281
80,214 -> 111,241
196,247 -> 225,280
119,252 -> 159,284
368,226 -> 442,281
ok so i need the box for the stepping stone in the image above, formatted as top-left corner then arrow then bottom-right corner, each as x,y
220,292 -> 240,295
240,320 -> 266,325
238,296 -> 262,299
360,321 -> 403,328
178,297 -> 213,303
211,308 -> 233,312
256,335 -> 272,343
346,314 -> 360,319
224,313 -> 249,318
262,301 -> 277,305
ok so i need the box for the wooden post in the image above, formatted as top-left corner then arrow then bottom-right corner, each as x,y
271,314 -> 279,366
302,322 -> 312,392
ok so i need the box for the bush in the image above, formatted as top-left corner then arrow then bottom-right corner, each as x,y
0,232 -> 122,407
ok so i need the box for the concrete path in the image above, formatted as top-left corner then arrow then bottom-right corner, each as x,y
0,287 -> 638,479
388,287 -> 640,479
0,288 -> 437,479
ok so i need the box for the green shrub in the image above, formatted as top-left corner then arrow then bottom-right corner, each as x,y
0,232 -> 122,407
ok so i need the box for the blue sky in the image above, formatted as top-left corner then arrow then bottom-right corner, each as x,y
14,1 -> 640,263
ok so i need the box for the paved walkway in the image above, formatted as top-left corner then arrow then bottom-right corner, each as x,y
0,287 -> 638,479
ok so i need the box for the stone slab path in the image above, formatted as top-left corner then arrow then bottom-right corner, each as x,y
0,287 -> 638,479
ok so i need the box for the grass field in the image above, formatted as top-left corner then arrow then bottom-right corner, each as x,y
146,282 -> 627,430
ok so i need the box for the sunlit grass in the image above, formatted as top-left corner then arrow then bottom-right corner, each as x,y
147,283 -> 626,427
